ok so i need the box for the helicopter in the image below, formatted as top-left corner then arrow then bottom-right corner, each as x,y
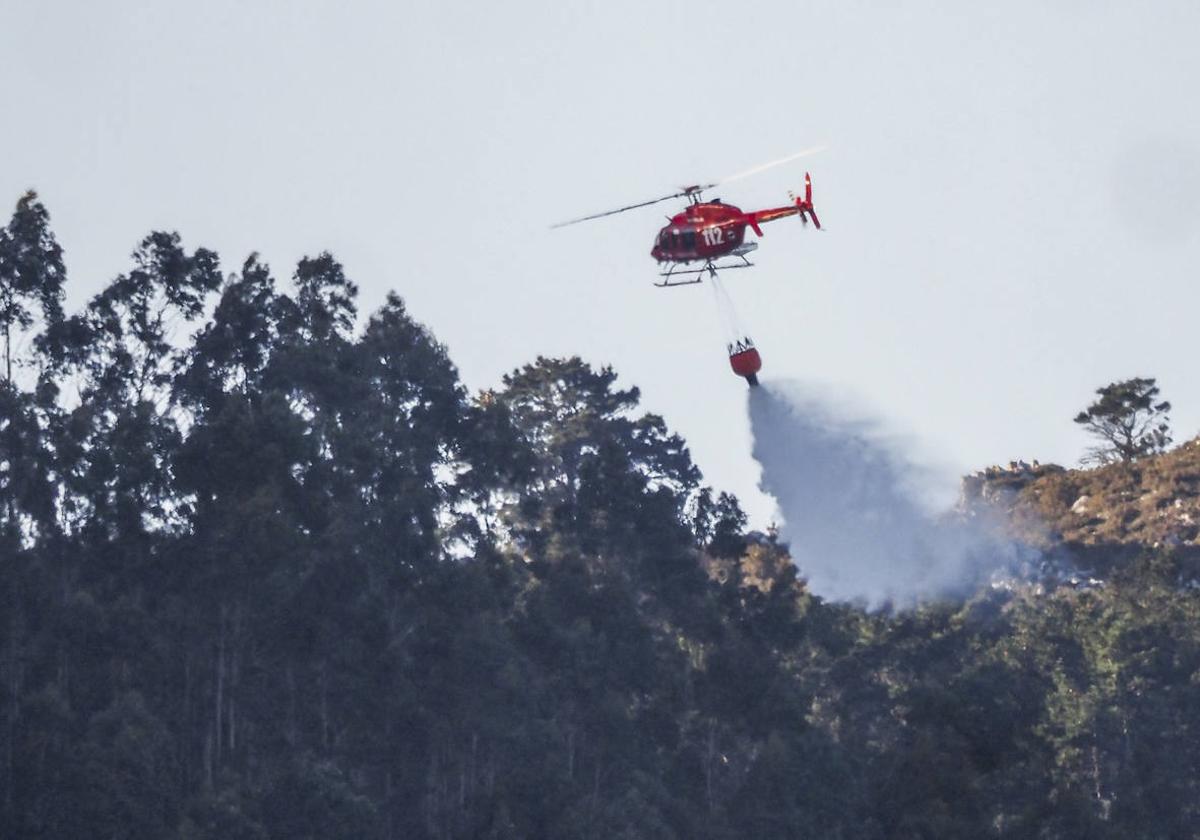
551,147 -> 823,287
550,148 -> 825,387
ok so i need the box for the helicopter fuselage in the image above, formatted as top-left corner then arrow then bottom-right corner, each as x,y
649,197 -> 810,264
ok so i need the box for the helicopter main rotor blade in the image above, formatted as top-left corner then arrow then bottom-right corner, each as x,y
549,145 -> 823,229
550,187 -> 713,229
714,145 -> 827,188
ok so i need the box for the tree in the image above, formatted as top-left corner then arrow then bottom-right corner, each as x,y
0,190 -> 66,540
51,231 -> 221,537
0,193 -> 65,828
0,191 -> 65,384
1073,377 -> 1171,464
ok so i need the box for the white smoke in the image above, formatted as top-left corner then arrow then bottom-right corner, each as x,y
748,380 -> 1024,607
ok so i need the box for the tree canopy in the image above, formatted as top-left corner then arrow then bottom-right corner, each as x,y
1074,377 -> 1172,463
2,193 -> 1200,838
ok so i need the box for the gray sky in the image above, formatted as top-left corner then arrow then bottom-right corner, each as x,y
4,1 -> 1199,523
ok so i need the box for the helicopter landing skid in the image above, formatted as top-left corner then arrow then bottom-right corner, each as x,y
655,256 -> 754,288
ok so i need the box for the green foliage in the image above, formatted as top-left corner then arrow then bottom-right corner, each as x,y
1074,377 -> 1172,463
0,190 -> 65,382
4,192 -> 1200,838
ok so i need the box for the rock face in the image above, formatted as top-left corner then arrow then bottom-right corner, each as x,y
960,460 -> 1067,511
962,437 -> 1200,551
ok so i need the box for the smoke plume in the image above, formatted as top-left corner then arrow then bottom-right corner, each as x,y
748,381 -> 1021,606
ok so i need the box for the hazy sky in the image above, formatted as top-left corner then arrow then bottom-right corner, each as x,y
4,1 -> 1199,523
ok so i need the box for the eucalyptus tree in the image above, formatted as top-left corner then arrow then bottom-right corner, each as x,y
0,190 -> 65,385
494,357 -> 700,559
50,231 -> 220,539
11,232 -> 225,833
0,190 -> 65,830
0,190 -> 65,539
168,254 -> 309,790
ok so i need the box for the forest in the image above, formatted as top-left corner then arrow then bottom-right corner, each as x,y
3,190 -> 1200,839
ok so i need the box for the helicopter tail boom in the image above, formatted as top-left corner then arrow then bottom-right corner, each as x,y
743,173 -> 820,234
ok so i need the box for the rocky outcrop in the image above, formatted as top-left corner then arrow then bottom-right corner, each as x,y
962,437 -> 1200,551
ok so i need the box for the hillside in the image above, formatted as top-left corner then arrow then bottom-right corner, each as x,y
4,192 -> 1200,838
1016,439 -> 1200,548
961,440 -> 1200,575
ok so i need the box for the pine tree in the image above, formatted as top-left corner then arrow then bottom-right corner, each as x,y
1074,377 -> 1172,463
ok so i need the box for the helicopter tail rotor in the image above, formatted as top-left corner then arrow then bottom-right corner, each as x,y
791,172 -> 821,229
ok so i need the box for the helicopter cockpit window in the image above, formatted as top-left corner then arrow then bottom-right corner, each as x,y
681,230 -> 696,250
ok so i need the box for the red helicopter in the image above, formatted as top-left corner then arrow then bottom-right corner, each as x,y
551,147 -> 823,287
648,175 -> 819,285
551,148 -> 825,386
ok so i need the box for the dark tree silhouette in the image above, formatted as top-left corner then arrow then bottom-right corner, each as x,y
0,191 -> 65,383
1074,377 -> 1172,463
